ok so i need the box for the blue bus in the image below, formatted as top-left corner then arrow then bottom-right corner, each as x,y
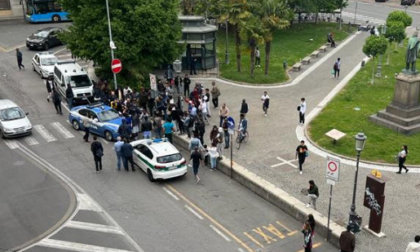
25,0 -> 70,23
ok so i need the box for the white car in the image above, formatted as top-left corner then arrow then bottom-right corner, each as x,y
131,139 -> 187,182
0,99 -> 32,138
32,52 -> 58,79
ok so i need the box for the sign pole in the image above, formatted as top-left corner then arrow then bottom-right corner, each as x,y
105,0 -> 118,90
326,183 -> 333,241
230,134 -> 233,179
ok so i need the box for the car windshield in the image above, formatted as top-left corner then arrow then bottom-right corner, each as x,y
66,75 -> 91,88
33,30 -> 49,38
97,109 -> 120,122
0,107 -> 25,121
157,153 -> 182,164
41,57 -> 58,66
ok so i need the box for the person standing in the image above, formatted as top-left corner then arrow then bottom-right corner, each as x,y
261,91 -> 270,117
163,118 -> 175,143
121,138 -> 135,172
219,103 -> 229,127
201,97 -> 209,123
165,65 -> 173,82
141,116 -> 153,139
52,88 -> 63,115
301,221 -> 313,252
91,136 -> 103,173
66,84 -> 74,109
334,58 -> 341,79
198,118 -> 206,145
396,145 -> 409,174
118,119 -> 131,140
82,115 -> 92,142
222,118 -> 229,149
210,81 -> 221,109
113,136 -> 124,171
45,76 -> 53,102
339,225 -> 356,252
205,88 -> 211,117
296,140 -> 308,175
16,48 -> 25,70
306,180 -> 319,210
208,143 -> 219,171
240,99 -> 249,119
216,127 -> 224,158
189,132 -> 203,152
307,214 -> 316,236
255,47 -> 261,67
299,98 -> 306,125
190,53 -> 197,75
190,146 -> 203,183
405,235 -> 420,252
183,74 -> 191,97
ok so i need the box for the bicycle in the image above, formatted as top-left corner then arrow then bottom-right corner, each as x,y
235,129 -> 249,150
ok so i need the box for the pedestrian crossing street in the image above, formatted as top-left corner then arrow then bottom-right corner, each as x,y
341,11 -> 385,25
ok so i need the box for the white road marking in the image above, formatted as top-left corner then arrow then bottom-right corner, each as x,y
185,205 -> 204,220
65,221 -> 124,235
4,139 -> 19,149
271,157 -> 297,168
341,11 -> 385,24
210,224 -> 231,242
37,239 -> 134,252
238,248 -> 245,252
163,187 -> 179,201
24,136 -> 39,146
34,125 -> 57,142
78,193 -> 103,212
51,122 -> 75,139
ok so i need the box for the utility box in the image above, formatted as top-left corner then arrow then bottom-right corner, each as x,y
363,173 -> 386,234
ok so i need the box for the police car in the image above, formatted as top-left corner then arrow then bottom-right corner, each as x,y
69,103 -> 124,141
31,51 -> 58,79
131,139 -> 187,182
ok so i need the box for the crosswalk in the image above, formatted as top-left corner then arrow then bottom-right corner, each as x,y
55,50 -> 91,70
341,11 -> 385,25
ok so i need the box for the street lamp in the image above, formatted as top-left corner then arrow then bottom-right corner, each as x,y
376,25 -> 386,78
353,1 -> 358,25
225,20 -> 229,64
405,4 -> 408,14
173,59 -> 182,74
348,132 -> 367,233
105,0 -> 118,90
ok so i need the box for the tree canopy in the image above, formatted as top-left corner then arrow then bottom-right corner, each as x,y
386,10 -> 412,27
59,0 -> 182,87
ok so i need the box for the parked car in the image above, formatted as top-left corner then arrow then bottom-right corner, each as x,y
32,51 -> 58,79
26,27 -> 63,50
401,0 -> 415,5
131,139 -> 187,182
0,99 -> 32,138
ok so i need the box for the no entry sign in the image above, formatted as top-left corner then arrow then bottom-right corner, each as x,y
111,59 -> 122,74
326,156 -> 340,183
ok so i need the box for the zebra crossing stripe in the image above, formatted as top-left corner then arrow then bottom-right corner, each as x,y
51,122 -> 74,139
24,136 -> 39,146
66,221 -> 124,235
341,11 -> 385,24
78,193 -> 102,212
4,139 -> 19,149
36,239 -> 134,252
34,125 -> 57,142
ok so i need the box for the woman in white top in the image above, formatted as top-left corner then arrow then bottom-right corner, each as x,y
208,143 -> 219,171
396,145 -> 409,174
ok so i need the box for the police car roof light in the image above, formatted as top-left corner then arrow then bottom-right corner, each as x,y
86,102 -> 104,109
57,60 -> 76,65
153,139 -> 162,143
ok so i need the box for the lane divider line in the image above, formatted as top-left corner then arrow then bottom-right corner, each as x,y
65,221 -> 124,235
185,205 -> 203,220
162,187 -> 179,201
210,224 -> 231,242
34,124 -> 57,142
37,239 -> 134,252
51,122 -> 75,139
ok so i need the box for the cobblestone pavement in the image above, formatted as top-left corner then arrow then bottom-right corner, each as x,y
184,31 -> 419,252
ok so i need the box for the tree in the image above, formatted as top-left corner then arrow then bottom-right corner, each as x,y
384,21 -> 406,64
336,0 -> 348,30
386,10 -> 412,27
59,0 -> 182,87
363,36 -> 388,84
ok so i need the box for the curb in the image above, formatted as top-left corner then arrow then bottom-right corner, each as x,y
172,134 -> 345,249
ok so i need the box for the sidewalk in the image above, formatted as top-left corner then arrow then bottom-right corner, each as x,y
0,0 -> 24,21
185,30 -> 418,252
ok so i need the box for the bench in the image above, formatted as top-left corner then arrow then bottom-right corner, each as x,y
325,129 -> 346,144
302,56 -> 311,65
311,50 -> 320,58
319,45 -> 327,52
292,63 -> 302,72
326,42 -> 332,47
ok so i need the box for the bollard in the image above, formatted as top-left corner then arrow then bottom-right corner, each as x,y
361,60 -> 365,67
348,21 -> 351,32
283,61 -> 287,69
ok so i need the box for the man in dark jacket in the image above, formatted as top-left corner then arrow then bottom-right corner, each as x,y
240,99 -> 249,118
52,88 -> 62,115
65,84 -> 74,109
46,76 -> 53,102
120,138 -> 135,171
306,180 -> 319,210
118,119 -> 131,140
141,116 -> 153,139
183,74 -> 191,97
91,136 -> 103,173
16,48 -> 25,70
339,225 -> 356,252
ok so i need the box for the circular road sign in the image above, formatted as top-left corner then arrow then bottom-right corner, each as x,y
111,59 -> 122,74
327,161 -> 338,172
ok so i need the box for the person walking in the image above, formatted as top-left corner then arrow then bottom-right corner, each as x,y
163,118 -> 175,143
405,235 -> 420,252
183,74 -> 191,97
82,115 -> 92,142
301,221 -> 313,252
255,47 -> 261,67
307,214 -> 316,236
208,143 -> 219,171
222,118 -> 229,149
219,103 -> 229,127
210,125 -> 219,144
190,53 -> 197,75
240,99 -> 249,119
201,97 -> 209,123
118,119 -> 131,140
210,81 -> 221,109
91,136 -> 103,173
334,58 -> 341,78
306,180 -> 319,210
205,88 -> 211,117
16,48 -> 25,70
261,91 -> 270,117
113,136 -> 124,171
216,127 -> 224,158
65,83 -> 74,109
296,140 -> 308,175
189,132 -> 203,152
340,225 -> 356,252
52,87 -> 63,115
396,145 -> 409,174
299,98 -> 306,125
141,116 -> 153,139
45,76 -> 53,102
121,138 -> 136,172
190,146 -> 203,183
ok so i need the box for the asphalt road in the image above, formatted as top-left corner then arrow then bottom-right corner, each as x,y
0,19 -> 339,252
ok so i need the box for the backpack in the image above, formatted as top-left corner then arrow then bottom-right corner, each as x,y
297,106 -> 301,111
333,62 -> 338,70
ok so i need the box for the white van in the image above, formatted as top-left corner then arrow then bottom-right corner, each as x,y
53,60 -> 93,103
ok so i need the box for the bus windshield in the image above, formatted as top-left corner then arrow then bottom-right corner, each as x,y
66,75 -> 92,88
26,0 -> 62,15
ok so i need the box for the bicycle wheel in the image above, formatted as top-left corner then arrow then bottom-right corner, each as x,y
243,131 -> 249,143
235,135 -> 241,150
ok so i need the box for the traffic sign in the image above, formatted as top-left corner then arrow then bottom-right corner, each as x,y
111,59 -> 122,74
326,156 -> 340,183
149,74 -> 157,91
227,117 -> 235,135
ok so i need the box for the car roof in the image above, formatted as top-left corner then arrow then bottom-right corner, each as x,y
37,27 -> 61,32
0,99 -> 18,109
131,139 -> 180,157
74,104 -> 113,113
55,60 -> 88,76
35,52 -> 57,58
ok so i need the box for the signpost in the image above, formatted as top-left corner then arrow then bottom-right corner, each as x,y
227,116 -> 235,178
326,156 -> 340,241
111,59 -> 122,74
149,74 -> 157,99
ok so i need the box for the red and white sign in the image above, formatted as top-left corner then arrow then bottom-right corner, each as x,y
149,74 -> 157,91
111,59 -> 122,74
326,157 -> 340,184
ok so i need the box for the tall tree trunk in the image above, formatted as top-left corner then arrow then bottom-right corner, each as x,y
235,25 -> 241,72
265,40 -> 271,75
315,12 -> 318,24
371,57 -> 375,84
387,42 -> 391,65
339,7 -> 343,30
250,46 -> 255,78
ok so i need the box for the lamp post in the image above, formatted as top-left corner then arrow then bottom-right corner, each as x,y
105,0 -> 118,90
225,20 -> 229,64
348,132 -> 367,233
173,59 -> 182,105
405,4 -> 408,14
376,25 -> 386,78
353,1 -> 358,25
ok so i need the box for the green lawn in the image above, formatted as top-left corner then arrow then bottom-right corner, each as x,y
216,23 -> 354,84
308,41 -> 420,164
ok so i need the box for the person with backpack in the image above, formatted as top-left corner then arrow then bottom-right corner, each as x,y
301,221 -> 313,252
333,58 -> 341,79
296,140 -> 308,175
91,136 -> 103,173
118,119 -> 132,140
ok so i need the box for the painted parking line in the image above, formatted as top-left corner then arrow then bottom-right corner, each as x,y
276,221 -> 298,236
296,242 -> 322,252
4,139 -> 19,149
37,239 -> 134,252
24,136 -> 39,146
242,221 -> 298,249
65,220 -> 124,235
51,122 -> 74,139
210,224 -> 231,242
34,124 -> 57,142
162,187 -> 180,201
271,156 -> 297,169
185,205 -> 204,220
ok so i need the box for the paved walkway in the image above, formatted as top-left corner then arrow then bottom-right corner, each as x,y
186,31 -> 418,252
